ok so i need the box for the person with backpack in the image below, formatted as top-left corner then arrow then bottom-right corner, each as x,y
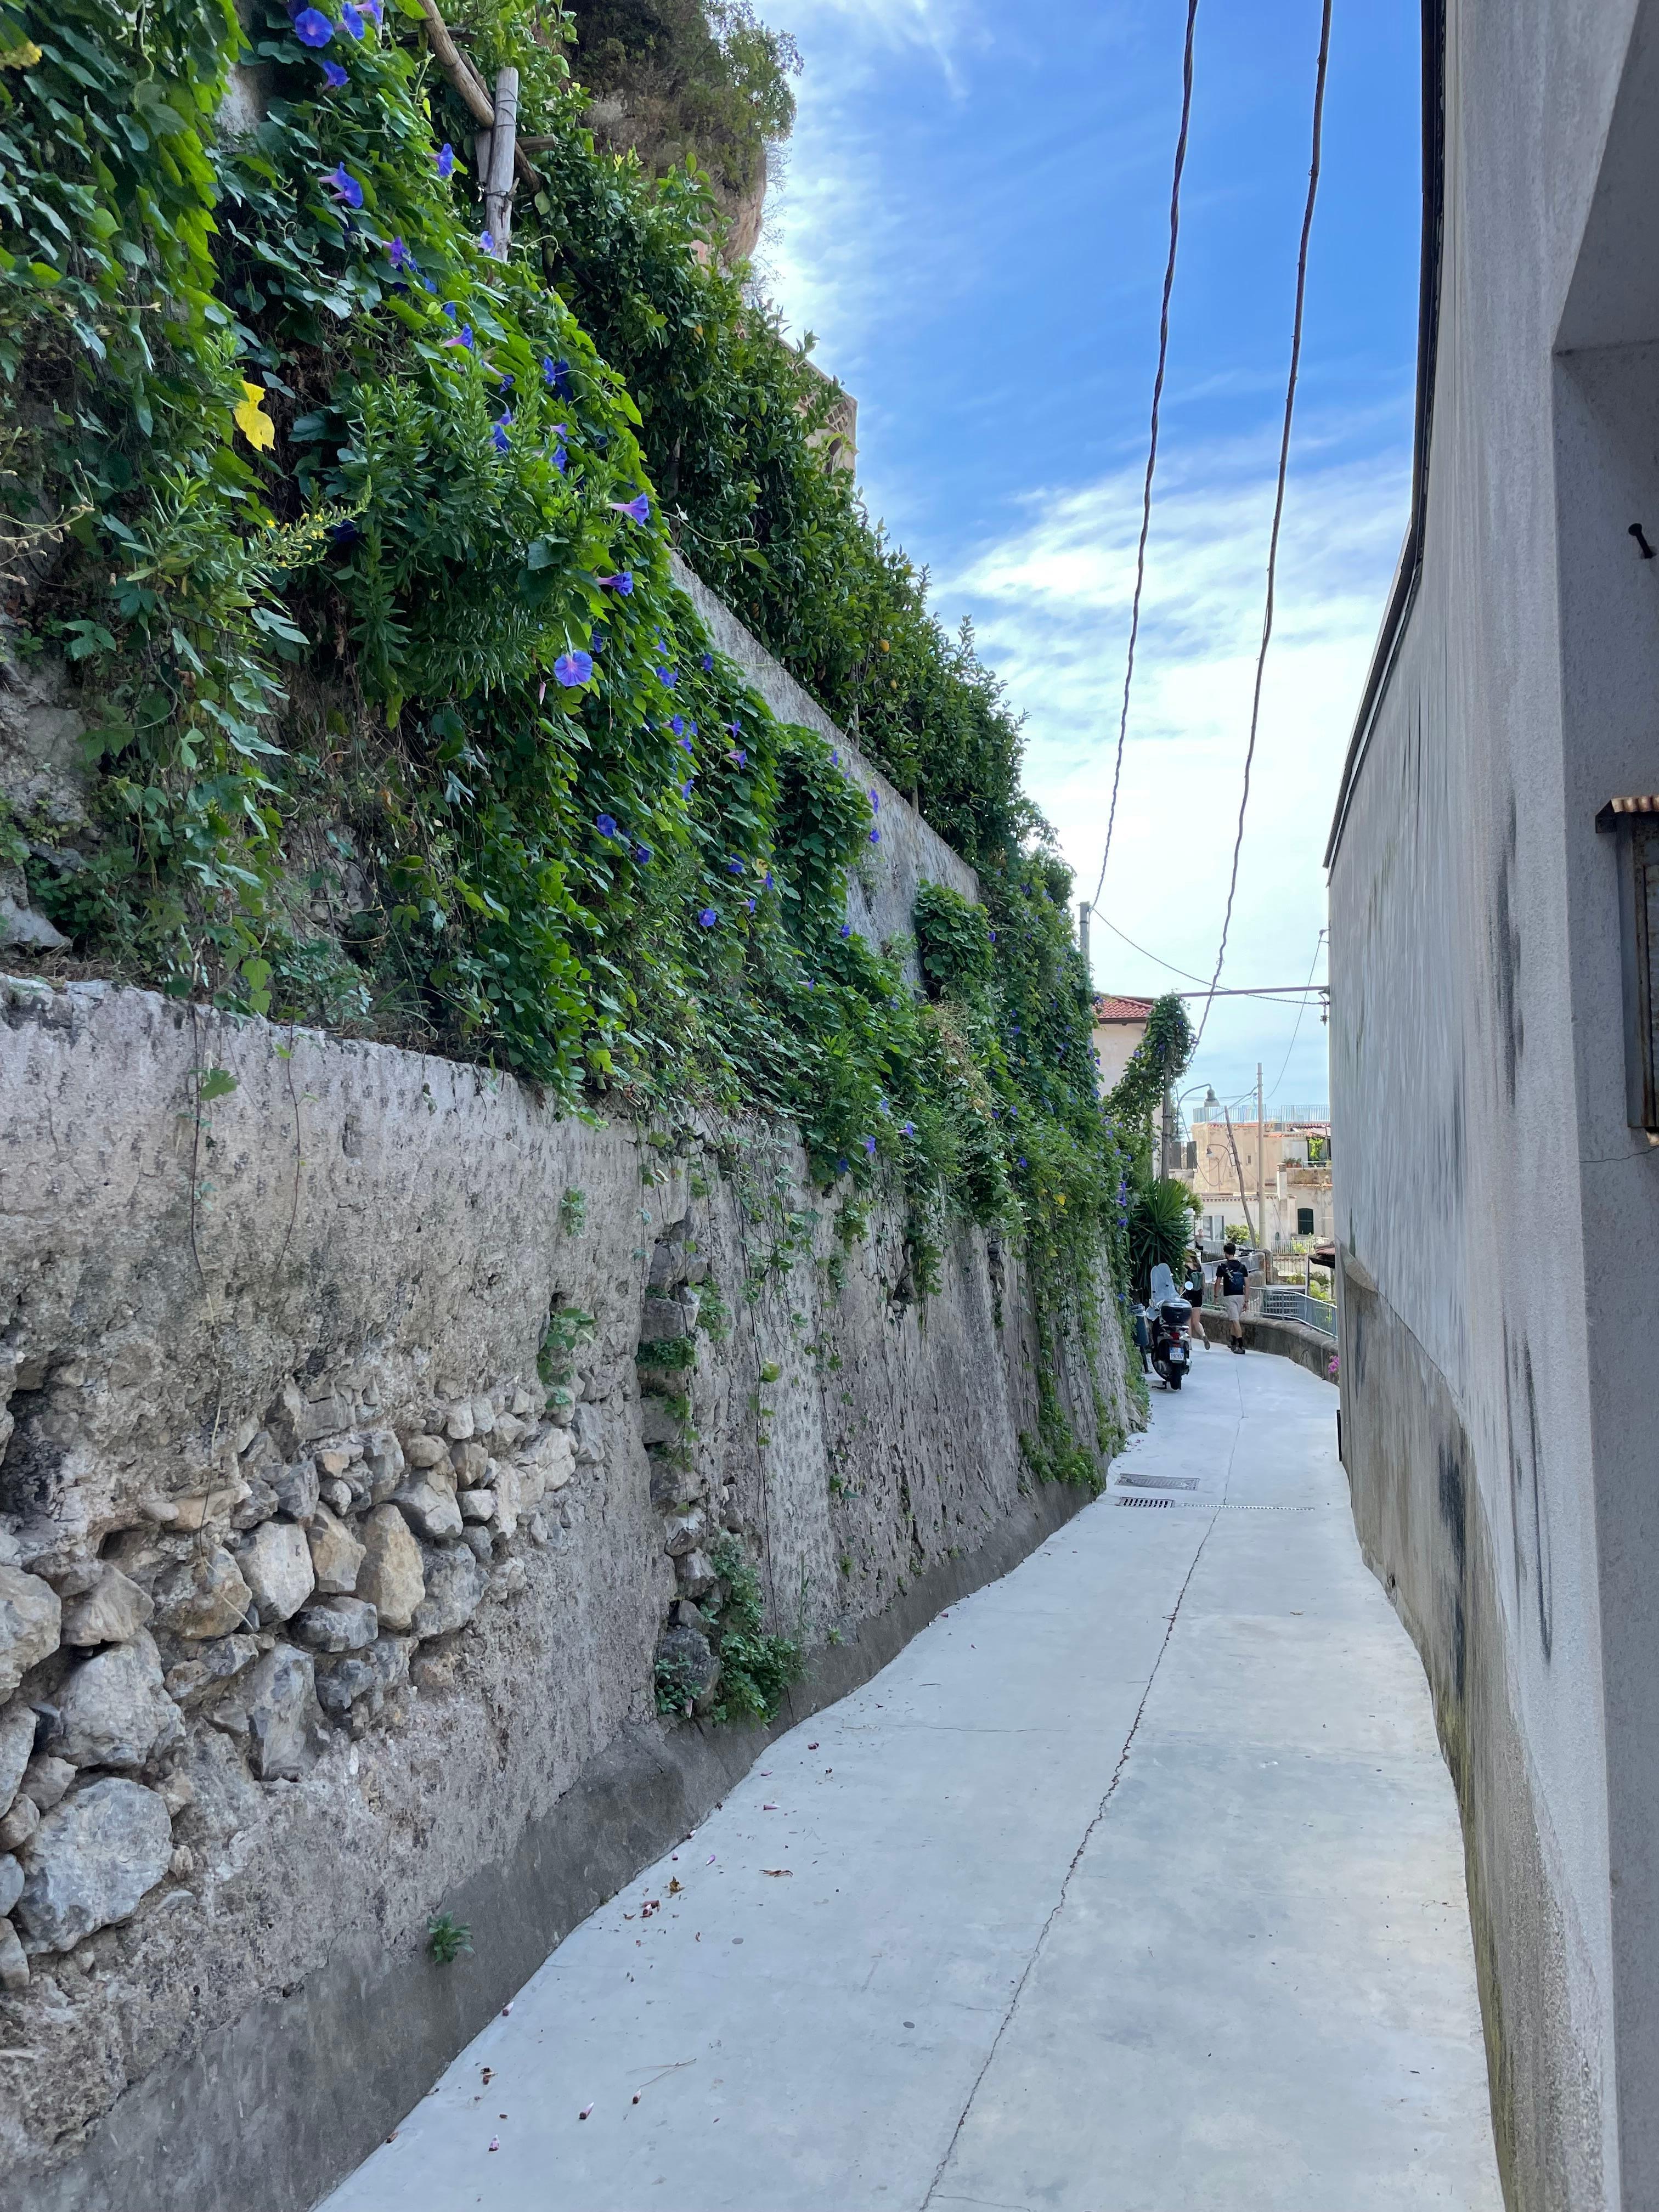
1217,1242 -> 1250,1352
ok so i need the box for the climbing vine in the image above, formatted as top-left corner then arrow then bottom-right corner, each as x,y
0,0 -> 1130,1481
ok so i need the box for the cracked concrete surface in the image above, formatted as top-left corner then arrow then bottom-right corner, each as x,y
322,1352 -> 1500,2212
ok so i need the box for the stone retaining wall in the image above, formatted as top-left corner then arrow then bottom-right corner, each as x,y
0,974 -> 1128,2211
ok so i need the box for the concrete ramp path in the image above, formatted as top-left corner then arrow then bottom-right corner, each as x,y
321,1351 -> 1501,2212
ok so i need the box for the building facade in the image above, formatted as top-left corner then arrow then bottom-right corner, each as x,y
1183,1112 -> 1333,1250
1327,6 -> 1659,2207
1090,994 -> 1154,1094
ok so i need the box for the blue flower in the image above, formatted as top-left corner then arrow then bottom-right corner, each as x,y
340,0 -> 365,35
595,813 -> 618,838
701,652 -> 714,672
746,898 -> 756,913
360,0 -> 382,18
657,666 -> 677,687
554,651 -> 592,688
597,572 -> 634,595
988,927 -> 997,943
492,409 -> 512,453
386,236 -> 413,272
590,628 -> 606,652
727,748 -> 747,769
679,733 -> 694,754
839,923 -> 851,938
869,788 -> 879,810
670,716 -> 685,735
831,748 -> 839,766
901,1120 -> 916,1137
436,142 -> 456,179
698,908 -> 717,928
681,780 -> 696,800
764,870 -> 774,890
551,442 -> 567,473
837,1157 -> 849,1174
726,857 -> 744,875
328,520 -> 359,546
1018,1156 -> 1028,1169
499,374 -> 515,393
320,58 -> 348,84
323,163 -> 364,208
479,230 -> 494,254
634,845 -> 651,865
869,827 -> 881,844
610,493 -> 651,524
862,1135 -> 877,1157
439,324 -> 474,351
543,356 -> 571,392
294,7 -> 332,45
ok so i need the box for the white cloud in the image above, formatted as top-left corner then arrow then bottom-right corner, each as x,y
940,431 -> 1408,1110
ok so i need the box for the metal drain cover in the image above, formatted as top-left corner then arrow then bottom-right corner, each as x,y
1117,1472 -> 1199,1492
1114,1495 -> 1171,1508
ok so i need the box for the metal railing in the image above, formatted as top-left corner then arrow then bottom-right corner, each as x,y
1259,1286 -> 1336,1337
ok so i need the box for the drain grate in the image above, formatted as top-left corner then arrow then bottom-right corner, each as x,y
1110,1498 -> 1323,1511
1114,1494 -> 1171,1508
1117,1472 -> 1199,1492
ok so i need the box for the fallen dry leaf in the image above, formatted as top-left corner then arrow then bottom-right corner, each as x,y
761,1867 -> 792,1878
667,1876 -> 684,1895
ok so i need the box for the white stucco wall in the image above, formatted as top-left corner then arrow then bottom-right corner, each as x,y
1328,6 -> 1659,2207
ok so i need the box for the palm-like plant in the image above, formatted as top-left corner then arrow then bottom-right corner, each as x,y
1127,1177 -> 1197,1299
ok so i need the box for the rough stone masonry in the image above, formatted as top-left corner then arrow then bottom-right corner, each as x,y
0,972 -> 1128,2212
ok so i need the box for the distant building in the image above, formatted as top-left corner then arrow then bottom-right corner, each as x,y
1181,1107 -> 1332,1249
1091,994 -> 1155,1095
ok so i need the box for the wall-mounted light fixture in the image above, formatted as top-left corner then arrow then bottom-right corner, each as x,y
1597,794 -> 1659,1131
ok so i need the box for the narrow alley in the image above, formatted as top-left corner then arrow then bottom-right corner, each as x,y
323,1352 -> 1499,2212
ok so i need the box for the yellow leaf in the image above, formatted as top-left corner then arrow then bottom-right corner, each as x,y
233,380 -> 275,454
0,38 -> 42,67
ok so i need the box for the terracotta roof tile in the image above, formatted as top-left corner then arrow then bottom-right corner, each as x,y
1092,995 -> 1156,1022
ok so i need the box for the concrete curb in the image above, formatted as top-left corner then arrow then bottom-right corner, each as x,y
1241,1312 -> 1340,1383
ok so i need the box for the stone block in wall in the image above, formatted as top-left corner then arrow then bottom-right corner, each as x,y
355,1508 -> 425,1632
14,1778 -> 172,1952
0,1565 -> 59,1700
48,1631 -> 182,1770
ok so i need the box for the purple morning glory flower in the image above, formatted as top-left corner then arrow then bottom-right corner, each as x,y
328,519 -> 359,545
492,409 -> 512,453
597,572 -> 633,595
340,0 -> 365,35
544,357 -> 571,391
869,789 -> 879,810
862,1136 -> 877,1157
837,1156 -> 849,1175
901,1120 -> 916,1137
727,748 -> 747,769
989,927 -> 997,942
679,734 -> 694,754
725,857 -> 744,875
670,715 -> 685,735
839,923 -> 851,939
595,814 -> 618,838
551,442 -> 567,474
831,748 -> 839,766
698,908 -> 717,928
804,978 -> 815,990
360,0 -> 382,19
764,870 -> 774,889
634,845 -> 651,865
727,720 -> 742,737
680,780 -> 695,800
869,827 -> 881,844
437,142 -> 456,179
387,235 -> 413,271
294,7 -> 332,45
657,667 -> 677,688
320,58 -> 348,84
323,163 -> 364,209
701,653 -> 714,672
439,325 -> 473,351
479,229 -> 495,253
554,651 -> 592,688
499,374 -> 515,392
610,493 -> 650,524
746,898 -> 756,913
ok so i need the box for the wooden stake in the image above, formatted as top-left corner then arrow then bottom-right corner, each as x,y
483,67 -> 518,258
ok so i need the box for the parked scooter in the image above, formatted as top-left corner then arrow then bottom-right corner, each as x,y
1146,1263 -> 1193,1391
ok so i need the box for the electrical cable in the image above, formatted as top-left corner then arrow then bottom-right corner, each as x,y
1263,927 -> 1327,1103
1192,0 -> 1333,1053
1092,907 -> 1214,986
1092,0 -> 1200,912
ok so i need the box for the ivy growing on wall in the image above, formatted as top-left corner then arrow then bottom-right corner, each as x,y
0,0 -> 1128,1479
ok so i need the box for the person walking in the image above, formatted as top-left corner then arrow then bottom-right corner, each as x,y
1183,1250 -> 1210,1348
1217,1241 -> 1250,1353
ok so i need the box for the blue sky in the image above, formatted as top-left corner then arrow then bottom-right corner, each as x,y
755,0 -> 1421,1120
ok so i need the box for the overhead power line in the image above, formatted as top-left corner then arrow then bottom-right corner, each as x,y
1265,926 -> 1328,1102
1192,0 -> 1334,1054
1092,0 -> 1200,912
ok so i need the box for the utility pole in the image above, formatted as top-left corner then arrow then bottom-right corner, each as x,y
1222,1105 -> 1257,1246
1256,1061 -> 1266,1253
1077,900 -> 1091,981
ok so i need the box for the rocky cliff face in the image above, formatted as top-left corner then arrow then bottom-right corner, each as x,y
0,973 -> 1127,2212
